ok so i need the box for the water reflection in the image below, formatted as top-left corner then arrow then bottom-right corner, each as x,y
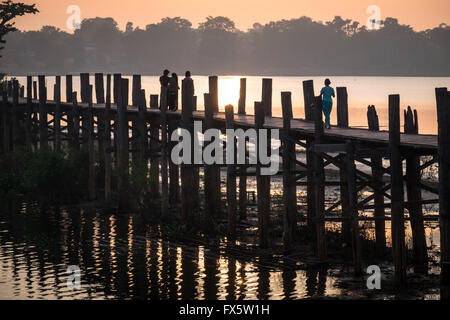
0,205 -> 440,300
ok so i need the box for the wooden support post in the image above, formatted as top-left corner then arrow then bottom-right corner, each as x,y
1,88 -> 9,153
225,105 -> 237,240
262,79 -> 272,117
435,88 -> 450,300
95,73 -> 105,104
337,87 -> 349,128
118,78 -> 130,211
19,86 -> 24,98
104,74 -> 112,203
180,77 -> 195,224
313,95 -> 326,260
132,75 -> 141,107
113,73 -> 122,105
303,80 -> 316,230
160,88 -> 169,216
70,92 -> 80,150
281,92 -> 297,251
25,76 -> 32,149
88,85 -> 96,200
54,76 -> 61,152
66,75 -> 73,103
168,115 -> 180,203
38,75 -> 48,148
238,78 -> 246,115
389,94 -> 407,285
11,80 -> 18,150
149,94 -> 160,198
208,76 -> 219,112
204,93 -> 220,224
80,73 -> 90,104
346,140 -> 363,275
255,101 -> 270,248
367,105 -> 386,257
137,89 -> 148,164
33,81 -> 37,100
337,87 -> 351,246
404,106 -> 428,273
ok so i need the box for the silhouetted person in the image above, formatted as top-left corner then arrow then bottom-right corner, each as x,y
182,71 -> 195,113
320,78 -> 335,129
159,69 -> 170,108
168,73 -> 179,111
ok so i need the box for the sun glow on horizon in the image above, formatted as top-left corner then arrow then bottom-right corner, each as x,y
218,77 -> 241,109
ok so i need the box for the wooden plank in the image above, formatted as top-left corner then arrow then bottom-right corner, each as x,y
313,143 -> 347,153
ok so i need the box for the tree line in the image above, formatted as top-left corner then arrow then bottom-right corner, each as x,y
2,15 -> 450,76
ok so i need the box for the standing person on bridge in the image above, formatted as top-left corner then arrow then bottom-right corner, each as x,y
159,69 -> 170,109
320,78 -> 335,129
168,73 -> 180,111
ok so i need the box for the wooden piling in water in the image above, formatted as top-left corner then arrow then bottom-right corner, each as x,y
95,73 -> 105,104
87,85 -> 96,200
436,87 -> 450,300
54,76 -> 61,152
117,77 -> 130,211
389,94 -> 407,285
66,75 -> 73,103
113,74 -> 121,105
181,77 -> 195,224
303,80 -> 316,229
255,101 -> 270,248
367,105 -> 386,257
1,88 -> 10,153
149,94 -> 160,198
404,106 -> 428,274
33,81 -> 37,100
337,87 -> 351,246
38,75 -> 48,148
262,79 -> 273,117
11,80 -> 19,150
80,73 -> 90,104
225,105 -> 237,240
281,92 -> 297,251
160,88 -> 169,217
25,76 -> 32,149
238,78 -> 246,115
313,95 -> 326,260
345,140 -> 363,275
70,92 -> 80,151
209,76 -> 219,113
137,89 -> 148,164
104,74 -> 112,203
168,114 -> 180,203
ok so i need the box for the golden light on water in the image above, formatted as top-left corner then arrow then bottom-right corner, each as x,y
218,77 -> 240,108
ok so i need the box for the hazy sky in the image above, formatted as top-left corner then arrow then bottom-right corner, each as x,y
14,0 -> 450,32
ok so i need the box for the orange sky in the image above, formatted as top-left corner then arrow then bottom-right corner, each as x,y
13,0 -> 450,32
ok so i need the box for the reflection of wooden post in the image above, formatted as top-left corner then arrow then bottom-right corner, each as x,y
435,87 -> 450,300
337,87 -> 351,246
281,92 -> 297,251
389,94 -> 407,285
303,80 -> 315,230
313,95 -> 326,260
225,105 -> 237,240
404,106 -> 428,274
367,105 -> 386,257
255,101 -> 270,248
38,75 -> 48,148
346,140 -> 362,275
104,74 -> 112,203
54,76 -> 61,152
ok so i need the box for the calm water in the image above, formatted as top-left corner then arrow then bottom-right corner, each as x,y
14,76 -> 450,134
0,172 -> 442,300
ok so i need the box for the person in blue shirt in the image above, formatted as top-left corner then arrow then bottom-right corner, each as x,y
319,78 -> 335,129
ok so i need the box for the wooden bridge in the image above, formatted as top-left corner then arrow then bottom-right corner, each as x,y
1,74 -> 449,298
